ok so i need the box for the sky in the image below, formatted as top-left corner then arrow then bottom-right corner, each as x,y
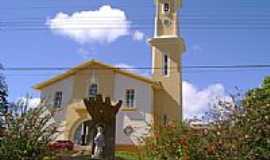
0,0 -> 270,119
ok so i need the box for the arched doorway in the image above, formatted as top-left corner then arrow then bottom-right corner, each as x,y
73,120 -> 96,146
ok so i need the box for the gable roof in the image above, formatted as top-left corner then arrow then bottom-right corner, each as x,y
33,60 -> 160,90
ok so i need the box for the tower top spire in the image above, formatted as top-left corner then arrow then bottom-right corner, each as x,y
153,0 -> 183,37
154,0 -> 182,9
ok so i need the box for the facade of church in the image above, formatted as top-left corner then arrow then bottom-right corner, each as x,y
34,0 -> 185,150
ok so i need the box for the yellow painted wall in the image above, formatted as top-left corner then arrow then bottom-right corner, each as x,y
72,63 -> 115,100
64,101 -> 91,140
150,0 -> 185,124
64,63 -> 115,141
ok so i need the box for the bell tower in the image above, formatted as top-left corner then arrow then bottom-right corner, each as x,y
154,0 -> 181,37
149,0 -> 185,124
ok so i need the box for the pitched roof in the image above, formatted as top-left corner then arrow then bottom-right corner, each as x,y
33,60 -> 160,90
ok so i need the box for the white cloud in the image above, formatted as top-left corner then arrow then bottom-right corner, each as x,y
16,97 -> 41,109
28,98 -> 41,109
46,5 -> 131,44
115,63 -> 134,69
115,63 -> 138,73
115,63 -> 150,77
78,48 -> 96,59
132,30 -> 145,41
183,81 -> 229,119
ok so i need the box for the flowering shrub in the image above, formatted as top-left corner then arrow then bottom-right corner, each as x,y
0,99 -> 58,160
190,76 -> 270,160
138,123 -> 190,160
139,77 -> 270,160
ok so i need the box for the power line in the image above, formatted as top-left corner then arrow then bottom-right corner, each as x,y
1,64 -> 270,71
2,26 -> 270,31
2,16 -> 270,21
2,69 -> 270,78
0,3 -> 269,11
3,14 -> 270,20
1,17 -> 270,31
184,65 -> 270,69
1,8 -> 270,31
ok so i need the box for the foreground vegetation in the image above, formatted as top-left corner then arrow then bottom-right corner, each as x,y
0,66 -> 58,159
115,151 -> 138,160
138,76 -> 270,160
0,103 -> 58,160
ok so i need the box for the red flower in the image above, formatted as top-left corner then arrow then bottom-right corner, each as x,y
178,137 -> 188,146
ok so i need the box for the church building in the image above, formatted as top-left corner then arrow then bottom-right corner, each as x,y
34,0 -> 185,150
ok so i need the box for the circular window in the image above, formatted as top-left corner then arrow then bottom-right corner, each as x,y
123,126 -> 134,136
163,18 -> 171,27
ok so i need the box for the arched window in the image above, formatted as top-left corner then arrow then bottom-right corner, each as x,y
163,3 -> 170,13
54,91 -> 62,108
73,120 -> 95,146
89,83 -> 98,97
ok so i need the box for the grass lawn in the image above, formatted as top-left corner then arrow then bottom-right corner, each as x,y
115,151 -> 138,160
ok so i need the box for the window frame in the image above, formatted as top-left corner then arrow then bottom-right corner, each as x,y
54,91 -> 62,108
163,2 -> 170,14
88,83 -> 98,98
125,89 -> 136,108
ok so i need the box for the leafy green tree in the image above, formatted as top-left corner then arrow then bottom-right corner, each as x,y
139,76 -> 270,160
240,76 -> 270,159
188,76 -> 270,160
0,64 -> 8,131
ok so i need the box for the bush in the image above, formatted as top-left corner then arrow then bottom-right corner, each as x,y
191,77 -> 270,160
138,77 -> 270,160
0,67 -> 8,129
0,99 -> 58,160
138,123 -> 190,160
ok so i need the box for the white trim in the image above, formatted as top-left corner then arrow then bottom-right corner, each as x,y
154,3 -> 159,37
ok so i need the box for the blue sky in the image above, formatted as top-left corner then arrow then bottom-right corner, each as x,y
1,0 -> 270,118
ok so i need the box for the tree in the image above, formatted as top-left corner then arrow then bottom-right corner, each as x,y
240,76 -> 270,159
139,76 -> 270,160
187,76 -> 270,160
0,64 -> 8,132
0,97 -> 58,160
